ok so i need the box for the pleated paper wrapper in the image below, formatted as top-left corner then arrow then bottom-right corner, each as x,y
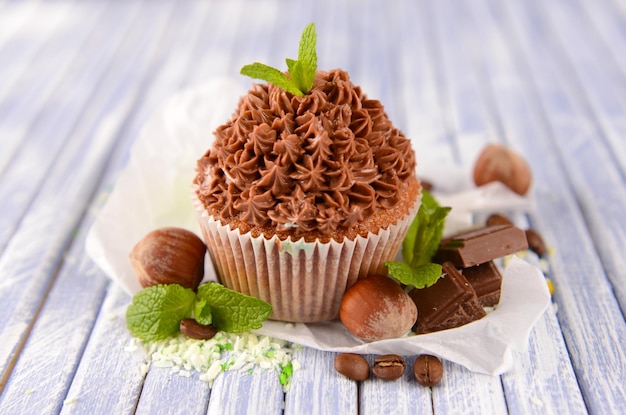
192,190 -> 418,322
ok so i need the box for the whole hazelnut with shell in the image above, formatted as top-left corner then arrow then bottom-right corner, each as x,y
130,227 -> 206,290
473,143 -> 532,195
339,274 -> 417,341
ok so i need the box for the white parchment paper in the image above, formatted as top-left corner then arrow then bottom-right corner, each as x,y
86,79 -> 551,375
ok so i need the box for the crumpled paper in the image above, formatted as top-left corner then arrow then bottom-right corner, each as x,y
86,79 -> 551,375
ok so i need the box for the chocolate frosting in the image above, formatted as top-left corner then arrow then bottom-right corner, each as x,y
194,69 -> 418,241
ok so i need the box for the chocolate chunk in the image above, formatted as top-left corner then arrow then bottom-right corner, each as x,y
409,262 -> 486,334
434,225 -> 528,267
461,261 -> 502,307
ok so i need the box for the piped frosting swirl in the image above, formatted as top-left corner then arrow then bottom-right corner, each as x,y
194,69 -> 418,242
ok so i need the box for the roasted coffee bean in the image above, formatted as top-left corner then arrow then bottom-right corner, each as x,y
525,229 -> 546,256
413,355 -> 443,387
372,354 -> 406,380
334,353 -> 370,381
180,318 -> 218,340
486,213 -> 513,227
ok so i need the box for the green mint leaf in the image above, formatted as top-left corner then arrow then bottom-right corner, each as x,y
279,361 -> 294,386
240,63 -> 303,96
385,262 -> 442,289
241,23 -> 317,95
295,22 -> 317,93
126,284 -> 196,342
410,263 -> 443,288
196,282 -> 273,333
384,261 -> 415,286
194,298 -> 212,325
402,190 -> 451,268
285,58 -> 297,74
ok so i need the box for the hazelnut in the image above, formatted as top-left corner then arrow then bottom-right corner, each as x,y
130,227 -> 206,290
486,213 -> 513,227
473,144 -> 532,195
525,229 -> 547,257
339,274 -> 417,341
180,318 -> 218,340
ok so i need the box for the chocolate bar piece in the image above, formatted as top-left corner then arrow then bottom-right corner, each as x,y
462,261 -> 502,307
409,262 -> 486,334
434,225 -> 528,267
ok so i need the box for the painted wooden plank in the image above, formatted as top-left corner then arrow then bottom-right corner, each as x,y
0,0 -> 144,383
0,1 -> 111,253
0,1 -> 72,97
579,0 -> 626,86
206,369 -> 284,415
360,354 -> 432,415
135,368 -> 211,415
469,0 -> 626,412
58,283 -> 146,415
392,0 -> 458,170
0,2 -> 107,179
0,0 -> 156,401
284,348 -> 358,414
0,1 -> 623,414
530,0 -> 626,314
418,3 -> 520,413
437,0 -> 589,409
541,0 -> 626,175
0,2 -> 71,176
0,0 -> 212,408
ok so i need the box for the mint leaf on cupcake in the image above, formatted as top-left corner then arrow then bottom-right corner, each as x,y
385,190 -> 451,288
402,190 -> 451,268
241,23 -> 317,96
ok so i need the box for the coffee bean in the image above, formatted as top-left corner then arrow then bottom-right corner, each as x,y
525,229 -> 546,257
180,318 -> 218,340
413,355 -> 443,386
372,354 -> 406,380
486,213 -> 513,227
334,353 -> 370,381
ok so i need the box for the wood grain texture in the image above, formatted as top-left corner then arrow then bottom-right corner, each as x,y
0,0 -> 624,413
526,0 -> 626,316
59,285 -> 146,415
206,369 -> 284,415
284,348 -> 358,414
473,0 -> 626,412
360,355 -> 432,415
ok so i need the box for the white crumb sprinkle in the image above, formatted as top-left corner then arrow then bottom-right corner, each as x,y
530,395 -> 544,407
63,396 -> 78,405
131,332 -> 299,391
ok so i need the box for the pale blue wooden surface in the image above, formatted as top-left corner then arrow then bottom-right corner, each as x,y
0,0 -> 625,414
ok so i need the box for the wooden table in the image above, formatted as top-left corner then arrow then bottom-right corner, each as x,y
1,0 -> 625,413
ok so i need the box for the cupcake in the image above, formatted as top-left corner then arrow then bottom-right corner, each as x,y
192,26 -> 420,322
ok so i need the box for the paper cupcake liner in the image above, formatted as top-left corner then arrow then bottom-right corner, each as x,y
192,191 -> 419,322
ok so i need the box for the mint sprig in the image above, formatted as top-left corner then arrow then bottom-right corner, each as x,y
126,283 -> 273,342
197,283 -> 273,333
241,23 -> 317,96
126,284 -> 196,342
385,190 -> 451,289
